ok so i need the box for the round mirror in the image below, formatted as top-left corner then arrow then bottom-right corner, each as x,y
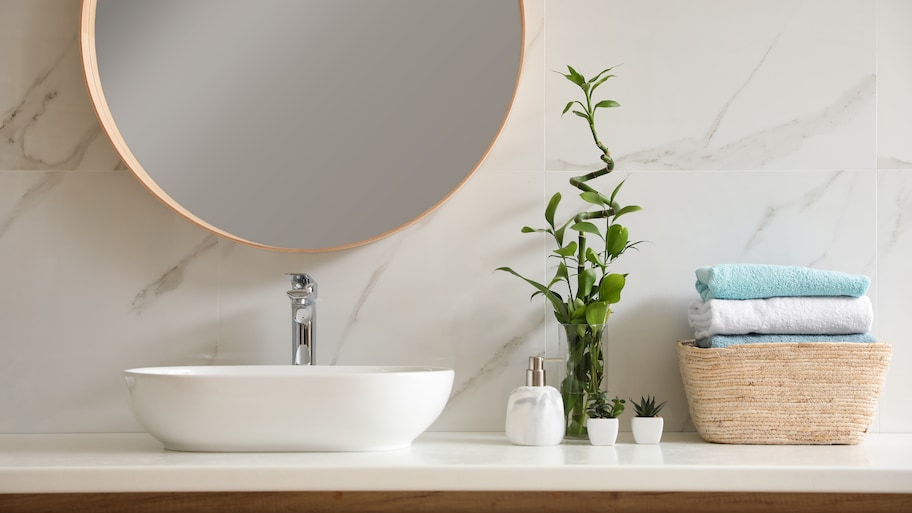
81,0 -> 523,251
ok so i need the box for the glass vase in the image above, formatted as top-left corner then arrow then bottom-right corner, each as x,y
557,323 -> 606,439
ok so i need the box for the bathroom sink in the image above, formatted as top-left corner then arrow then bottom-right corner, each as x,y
124,365 -> 454,452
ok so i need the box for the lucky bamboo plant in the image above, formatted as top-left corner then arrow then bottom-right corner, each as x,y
498,65 -> 642,438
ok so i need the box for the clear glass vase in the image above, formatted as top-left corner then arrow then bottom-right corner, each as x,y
557,323 -> 606,439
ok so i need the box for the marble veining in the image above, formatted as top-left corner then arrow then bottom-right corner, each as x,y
876,170 -> 912,430
879,157 -> 912,170
742,171 -> 846,255
1,39 -> 106,170
330,253 -> 396,366
615,75 -> 875,171
545,0 -> 875,174
131,234 -> 218,314
699,32 -> 782,150
449,316 -> 544,403
0,172 -> 63,239
1,0 -> 910,435
876,0 -> 912,169
881,180 -> 912,256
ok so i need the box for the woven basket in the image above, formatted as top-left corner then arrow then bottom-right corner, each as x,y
676,340 -> 892,445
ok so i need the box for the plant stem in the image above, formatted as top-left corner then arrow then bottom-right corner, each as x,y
577,231 -> 586,300
570,169 -> 613,204
584,85 -> 610,158
573,210 -> 611,223
605,215 -> 611,264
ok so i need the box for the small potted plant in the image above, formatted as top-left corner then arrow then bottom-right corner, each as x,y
586,394 -> 625,446
630,395 -> 666,444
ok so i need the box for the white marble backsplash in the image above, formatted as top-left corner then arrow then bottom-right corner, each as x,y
1,0 -> 910,434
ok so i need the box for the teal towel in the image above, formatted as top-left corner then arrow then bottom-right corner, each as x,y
696,333 -> 877,348
695,264 -> 870,300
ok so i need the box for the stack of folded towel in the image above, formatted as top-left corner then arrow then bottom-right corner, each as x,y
687,264 -> 875,348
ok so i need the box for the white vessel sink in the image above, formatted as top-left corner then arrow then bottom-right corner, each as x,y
124,365 -> 454,452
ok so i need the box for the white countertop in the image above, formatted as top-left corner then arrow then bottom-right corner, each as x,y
2,432 -> 911,494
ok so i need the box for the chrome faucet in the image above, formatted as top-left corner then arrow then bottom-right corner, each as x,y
287,273 -> 317,365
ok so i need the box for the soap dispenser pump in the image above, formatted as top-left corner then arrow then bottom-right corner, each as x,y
505,356 -> 565,446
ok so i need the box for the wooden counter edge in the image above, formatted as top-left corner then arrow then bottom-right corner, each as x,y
2,491 -> 912,513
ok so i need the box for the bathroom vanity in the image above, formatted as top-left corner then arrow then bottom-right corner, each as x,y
2,432 -> 910,512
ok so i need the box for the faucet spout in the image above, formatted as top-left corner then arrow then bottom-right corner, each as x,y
287,273 -> 317,365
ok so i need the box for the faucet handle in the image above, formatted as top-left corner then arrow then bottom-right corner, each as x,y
286,273 -> 317,294
286,273 -> 313,289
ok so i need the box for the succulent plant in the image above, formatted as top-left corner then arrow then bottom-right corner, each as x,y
587,394 -> 625,419
631,395 -> 666,417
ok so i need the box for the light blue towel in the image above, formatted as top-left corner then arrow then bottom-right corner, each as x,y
695,264 -> 870,301
695,333 -> 878,348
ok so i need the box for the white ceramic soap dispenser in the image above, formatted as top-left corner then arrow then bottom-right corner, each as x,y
505,356 -> 565,446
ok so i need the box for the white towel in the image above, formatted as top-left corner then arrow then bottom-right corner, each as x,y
687,296 -> 873,339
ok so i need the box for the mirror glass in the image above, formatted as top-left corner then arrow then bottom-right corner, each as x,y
83,0 -> 523,251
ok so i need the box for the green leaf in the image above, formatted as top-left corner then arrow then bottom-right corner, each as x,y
571,221 -> 601,236
561,101 -> 586,117
554,219 -> 573,246
521,226 -> 549,233
578,268 -> 597,298
569,298 -> 587,324
572,297 -> 585,311
606,224 -> 629,257
572,110 -> 589,120
580,191 -> 609,206
613,204 -> 643,220
496,267 -> 569,321
545,193 -> 561,228
609,179 -> 627,205
564,66 -> 585,86
588,66 -> 618,95
594,99 -> 620,109
586,301 -> 610,326
585,247 -> 604,267
590,74 -> 616,91
587,66 -> 617,84
548,262 -> 570,288
553,241 -> 578,257
598,273 -> 626,304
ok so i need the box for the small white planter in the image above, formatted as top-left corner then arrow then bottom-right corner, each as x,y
631,416 -> 664,444
586,417 -> 619,446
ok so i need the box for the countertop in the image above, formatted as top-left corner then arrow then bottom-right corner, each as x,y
2,432 -> 911,494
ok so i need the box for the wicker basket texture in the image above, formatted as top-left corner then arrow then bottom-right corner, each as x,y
676,340 -> 892,445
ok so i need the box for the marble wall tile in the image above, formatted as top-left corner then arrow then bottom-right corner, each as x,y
545,169 -> 877,431
1,0 -> 911,435
216,170 -> 546,431
0,170 -> 217,433
545,0 -> 876,172
0,0 -> 122,171
876,170 -> 912,432
877,0 -> 912,169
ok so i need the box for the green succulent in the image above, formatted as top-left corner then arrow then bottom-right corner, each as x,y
587,394 -> 625,419
631,395 -> 666,417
